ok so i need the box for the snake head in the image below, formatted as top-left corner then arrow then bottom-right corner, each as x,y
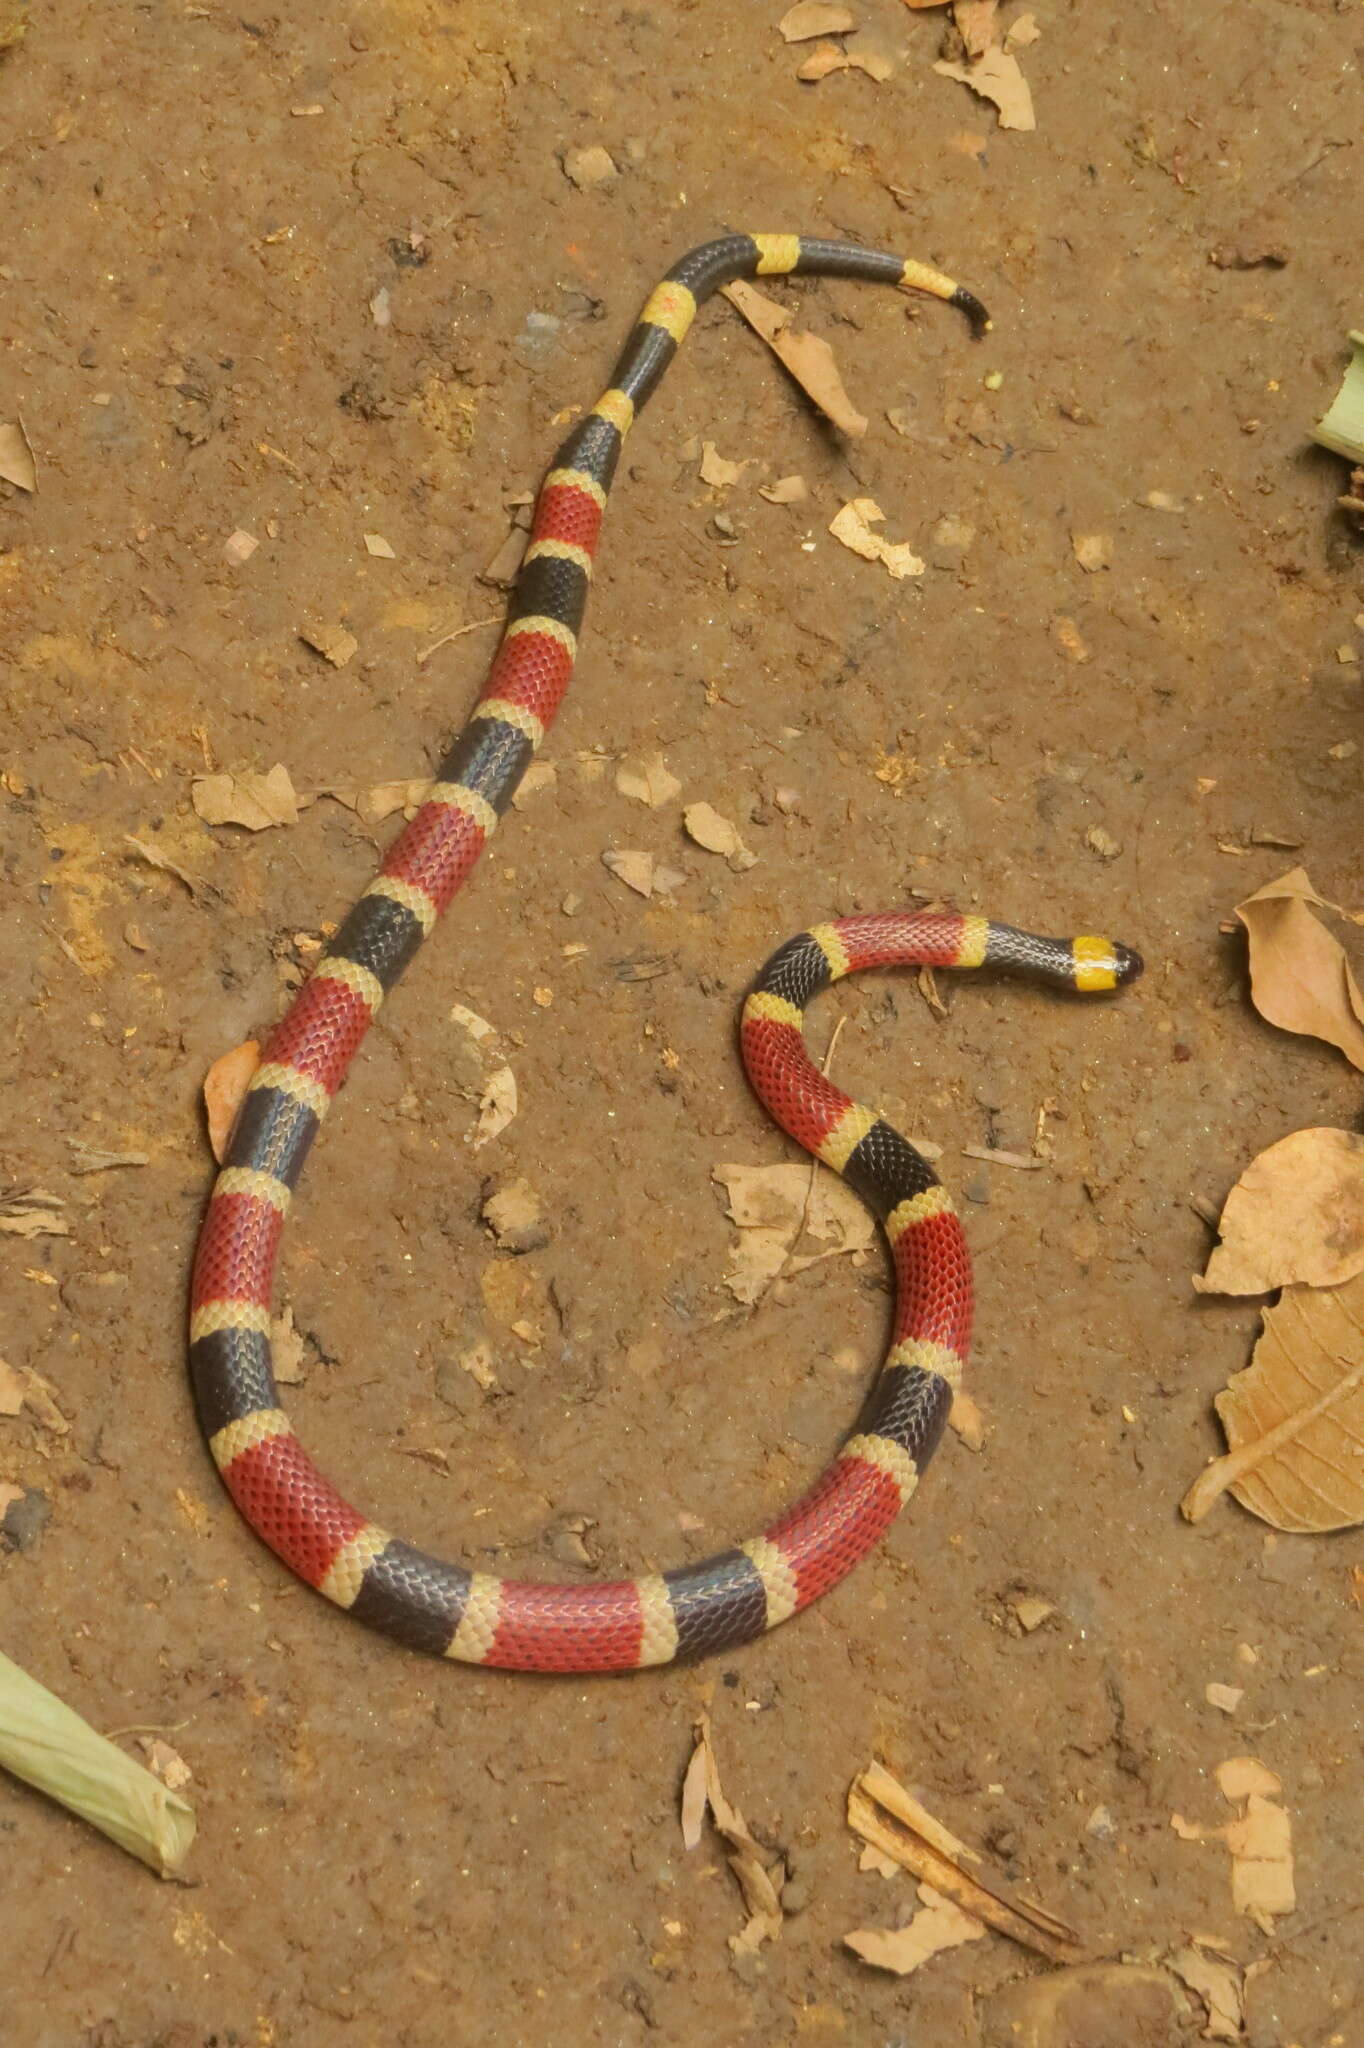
1072,935 -> 1144,991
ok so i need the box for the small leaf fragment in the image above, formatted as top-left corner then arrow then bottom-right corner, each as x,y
1195,1127 -> 1364,1294
683,802 -> 757,870
203,1040 -> 260,1163
192,764 -> 299,831
845,1883 -> 987,1976
933,49 -> 1036,132
615,754 -> 682,809
722,280 -> 868,438
0,419 -> 36,492
778,0 -> 854,38
829,497 -> 924,579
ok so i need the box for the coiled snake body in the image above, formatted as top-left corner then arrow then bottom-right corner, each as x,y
190,234 -> 1140,1671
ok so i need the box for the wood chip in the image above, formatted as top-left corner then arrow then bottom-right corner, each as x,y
722,279 -> 867,438
961,1145 -> 1041,1169
299,621 -> 358,668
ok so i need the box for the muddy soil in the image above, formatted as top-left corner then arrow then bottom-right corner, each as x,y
2,3 -> 1362,2044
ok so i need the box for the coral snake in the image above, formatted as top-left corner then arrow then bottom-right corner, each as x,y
190,233 -> 1141,1671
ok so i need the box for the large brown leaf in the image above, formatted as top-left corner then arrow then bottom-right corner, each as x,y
1182,1271 -> 1364,1530
1195,1127 -> 1364,1294
1234,867 -> 1364,1070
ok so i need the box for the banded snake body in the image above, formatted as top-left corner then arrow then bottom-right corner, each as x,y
190,233 -> 1141,1672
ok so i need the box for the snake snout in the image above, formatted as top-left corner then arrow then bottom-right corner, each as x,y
1113,941 -> 1144,985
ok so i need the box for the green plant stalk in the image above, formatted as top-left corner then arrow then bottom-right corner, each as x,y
0,1649 -> 195,1874
1312,331 -> 1364,462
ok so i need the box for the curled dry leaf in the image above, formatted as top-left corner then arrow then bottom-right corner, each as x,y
830,498 -> 924,579
847,1760 -> 1083,1963
1194,1128 -> 1364,1294
683,801 -> 757,870
192,764 -> 299,831
778,0 -> 854,38
845,1882 -> 987,1976
721,280 -> 867,438
615,753 -> 682,809
933,49 -> 1035,131
1181,1270 -> 1364,1533
680,1714 -> 784,1953
1234,867 -> 1364,1071
203,1040 -> 260,1162
1164,1947 -> 1244,2043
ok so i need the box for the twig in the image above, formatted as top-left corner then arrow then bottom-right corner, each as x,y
416,615 -> 504,666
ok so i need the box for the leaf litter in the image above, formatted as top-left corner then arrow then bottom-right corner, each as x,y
721,280 -> 868,438
680,1714 -> 785,1953
846,1760 -> 1083,1963
845,1883 -> 987,1975
1172,1757 -> 1295,1933
713,1161 -> 873,1306
1181,1269 -> 1364,1532
1234,867 -> 1364,1070
203,1041 -> 260,1163
1194,1128 -> 1364,1294
192,763 -> 299,831
830,498 -> 924,578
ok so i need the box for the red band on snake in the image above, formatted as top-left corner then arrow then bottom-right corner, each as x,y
189,234 -> 1141,1671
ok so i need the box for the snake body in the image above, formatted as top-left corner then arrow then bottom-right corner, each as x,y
190,234 -> 1140,1671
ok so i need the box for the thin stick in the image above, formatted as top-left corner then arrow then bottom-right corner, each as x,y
416,615 -> 504,666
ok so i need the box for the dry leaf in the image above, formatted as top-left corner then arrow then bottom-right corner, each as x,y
1181,1270 -> 1364,1532
798,42 -> 893,80
699,441 -> 750,487
1195,1128 -> 1364,1294
683,801 -> 757,870
203,1040 -> 260,1163
0,419 -> 36,492
299,621 -> 359,668
953,0 -> 999,59
0,1188 -> 70,1240
759,474 -> 808,504
222,529 -> 258,565
1222,1788 -> 1295,1930
1004,10 -> 1040,47
123,835 -> 210,899
933,49 -> 1036,131
602,848 -> 659,897
363,532 -> 396,558
779,0 -> 854,37
369,286 -> 391,327
722,280 -> 868,438
680,1715 -> 784,1953
472,1066 -> 518,1150
0,1366 -> 69,1435
847,1761 -> 1083,1962
1165,1947 -> 1244,2043
481,1178 -> 548,1254
829,498 -> 924,579
845,1882 -> 987,1975
1071,531 -> 1111,572
714,1159 -> 873,1304
563,143 -> 616,188
0,1360 -> 22,1415
192,764 -> 299,831
271,1307 -> 308,1386
615,754 -> 681,809
1206,1683 -> 1243,1714
1234,868 -> 1364,1071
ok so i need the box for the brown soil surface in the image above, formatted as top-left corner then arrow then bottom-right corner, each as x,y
2,3 -> 1362,2044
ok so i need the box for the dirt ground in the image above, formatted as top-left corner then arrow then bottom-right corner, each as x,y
2,1 -> 1362,2043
